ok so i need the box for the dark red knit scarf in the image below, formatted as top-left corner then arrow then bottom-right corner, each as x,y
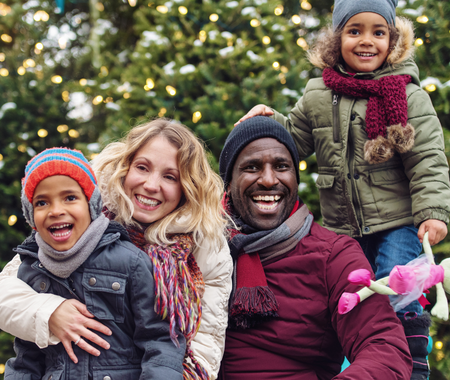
322,68 -> 415,164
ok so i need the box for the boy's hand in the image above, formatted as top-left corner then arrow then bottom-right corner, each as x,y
49,299 -> 112,363
234,104 -> 274,126
418,219 -> 448,245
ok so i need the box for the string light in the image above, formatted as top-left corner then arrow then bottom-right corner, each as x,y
158,107 -> 167,117
23,59 -> 35,68
299,161 -> 307,171
128,0 -> 137,6
278,72 -> 286,84
250,19 -> 260,27
156,5 -> 168,13
68,129 -> 80,138
0,363 -> 5,374
425,84 -> 436,92
96,2 -> 104,11
62,91 -> 70,102
1,34 -> 12,43
92,95 -> 103,104
18,144 -> 26,153
0,153 -> 3,160
8,215 -> 17,226
146,78 -> 154,89
79,78 -> 87,86
209,13 -> 219,22
105,97 -> 113,103
33,10 -> 49,22
297,37 -> 309,50
178,6 -> 187,15
262,36 -> 271,44
17,66 -> 26,75
51,75 -> 63,83
292,15 -> 301,24
0,3 -> 11,16
37,129 -> 48,138
0,53 -> 5,61
415,38 -> 424,46
192,111 -> 202,123
57,124 -> 69,133
123,92 -> 130,99
0,68 -> 9,76
301,1 -> 312,10
166,85 -> 176,96
199,30 -> 207,42
435,341 -> 443,350
272,61 -> 280,70
416,15 -> 428,24
274,5 -> 283,16
35,42 -> 44,50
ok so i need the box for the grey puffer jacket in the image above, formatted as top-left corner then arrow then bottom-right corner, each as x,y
272,17 -> 450,237
5,221 -> 185,380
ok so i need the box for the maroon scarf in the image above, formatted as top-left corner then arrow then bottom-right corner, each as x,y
323,68 -> 415,164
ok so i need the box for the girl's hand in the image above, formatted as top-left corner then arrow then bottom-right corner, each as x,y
418,219 -> 448,245
234,104 -> 274,126
49,299 -> 112,363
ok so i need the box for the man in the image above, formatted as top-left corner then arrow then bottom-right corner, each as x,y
218,116 -> 412,379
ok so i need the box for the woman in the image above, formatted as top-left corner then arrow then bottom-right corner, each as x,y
0,119 -> 232,380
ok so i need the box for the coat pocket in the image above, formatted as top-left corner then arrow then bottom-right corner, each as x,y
92,365 -> 141,380
82,269 -> 127,323
315,174 -> 344,226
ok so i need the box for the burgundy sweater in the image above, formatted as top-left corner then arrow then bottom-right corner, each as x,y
220,223 -> 412,379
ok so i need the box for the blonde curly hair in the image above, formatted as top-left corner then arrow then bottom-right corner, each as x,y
92,118 -> 228,246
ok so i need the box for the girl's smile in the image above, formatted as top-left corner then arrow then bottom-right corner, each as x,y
340,12 -> 390,73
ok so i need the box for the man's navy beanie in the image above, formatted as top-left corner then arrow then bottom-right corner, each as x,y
219,116 -> 300,188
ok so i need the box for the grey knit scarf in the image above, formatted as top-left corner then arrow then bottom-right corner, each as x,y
36,214 -> 110,278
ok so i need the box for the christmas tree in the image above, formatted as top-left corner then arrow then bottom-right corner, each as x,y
1,0 -> 450,377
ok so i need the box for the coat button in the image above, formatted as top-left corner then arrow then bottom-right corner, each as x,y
112,282 -> 121,291
89,277 -> 97,286
38,263 -> 44,268
103,376 -> 111,380
350,113 -> 356,121
364,227 -> 370,233
354,173 -> 360,180
347,173 -> 351,179
40,282 -> 46,291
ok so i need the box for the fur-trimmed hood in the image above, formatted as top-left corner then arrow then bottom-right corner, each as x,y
308,16 -> 415,70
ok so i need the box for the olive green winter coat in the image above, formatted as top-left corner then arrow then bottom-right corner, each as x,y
272,17 -> 450,237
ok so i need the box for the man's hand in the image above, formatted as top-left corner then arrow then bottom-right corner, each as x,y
234,104 -> 274,126
49,299 -> 112,363
418,219 -> 448,245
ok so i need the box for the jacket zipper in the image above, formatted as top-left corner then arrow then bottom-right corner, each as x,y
332,93 -> 340,143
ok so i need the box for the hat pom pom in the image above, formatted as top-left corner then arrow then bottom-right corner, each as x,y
364,136 -> 394,164
387,123 -> 415,154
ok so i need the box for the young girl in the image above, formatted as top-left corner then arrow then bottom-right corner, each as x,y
0,119 -> 232,380
6,148 -> 185,379
236,1 -> 450,378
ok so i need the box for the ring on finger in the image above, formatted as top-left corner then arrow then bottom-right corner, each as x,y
74,337 -> 81,346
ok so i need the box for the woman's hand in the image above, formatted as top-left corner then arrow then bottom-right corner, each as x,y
418,219 -> 448,245
49,299 -> 112,363
234,104 -> 274,126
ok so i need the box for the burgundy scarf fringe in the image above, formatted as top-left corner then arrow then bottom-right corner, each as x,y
229,286 -> 279,329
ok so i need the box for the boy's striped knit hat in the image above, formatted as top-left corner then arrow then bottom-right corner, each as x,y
21,147 -> 102,227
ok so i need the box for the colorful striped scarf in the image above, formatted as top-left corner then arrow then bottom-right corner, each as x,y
105,209 -> 208,380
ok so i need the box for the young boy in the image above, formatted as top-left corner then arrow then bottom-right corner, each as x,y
5,147 -> 185,380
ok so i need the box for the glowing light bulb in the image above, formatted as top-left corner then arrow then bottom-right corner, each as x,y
425,84 -> 436,92
68,129 -> 80,138
262,36 -> 271,45
299,161 -> 307,171
37,129 -> 48,138
166,85 -> 176,96
274,5 -> 283,16
156,5 -> 168,13
79,78 -> 87,86
1,34 -> 12,43
301,1 -> 312,10
250,19 -> 260,27
416,15 -> 428,24
272,61 -> 280,69
192,111 -> 202,123
57,124 -> 69,133
146,78 -> 155,89
92,95 -> 103,105
178,6 -> 187,14
209,13 -> 219,22
17,66 -> 26,75
8,215 -> 17,226
51,75 -> 63,83
0,68 -> 9,76
292,15 -> 301,24
415,38 -> 424,46
62,91 -> 70,102
297,37 -> 309,50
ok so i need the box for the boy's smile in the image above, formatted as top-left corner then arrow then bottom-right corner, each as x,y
340,12 -> 390,73
33,175 -> 91,251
